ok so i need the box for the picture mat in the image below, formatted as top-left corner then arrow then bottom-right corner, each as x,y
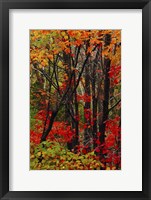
9,9 -> 142,191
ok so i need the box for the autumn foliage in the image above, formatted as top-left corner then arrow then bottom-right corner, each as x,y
30,30 -> 121,170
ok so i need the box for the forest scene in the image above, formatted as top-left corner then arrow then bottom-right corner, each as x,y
30,30 -> 121,170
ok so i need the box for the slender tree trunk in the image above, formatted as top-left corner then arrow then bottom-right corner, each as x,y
63,52 -> 76,150
98,34 -> 111,147
40,111 -> 57,142
72,73 -> 79,150
92,63 -> 97,147
43,63 -> 51,134
67,73 -> 79,151
92,50 -> 99,148
99,58 -> 111,144
84,62 -> 92,151
97,46 -> 103,139
67,96 -> 75,150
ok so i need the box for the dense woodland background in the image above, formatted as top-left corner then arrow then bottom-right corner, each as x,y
30,30 -> 121,170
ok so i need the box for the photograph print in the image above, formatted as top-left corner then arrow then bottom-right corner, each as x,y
30,30 -> 121,170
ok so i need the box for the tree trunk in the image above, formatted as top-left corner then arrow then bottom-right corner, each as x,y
92,63 -> 97,148
73,73 -> 79,151
97,46 -> 103,143
84,62 -> 92,151
99,58 -> 111,144
43,62 -> 51,134
92,49 -> 99,148
40,111 -> 57,142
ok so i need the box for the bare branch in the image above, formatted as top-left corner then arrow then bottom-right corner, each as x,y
108,99 -> 121,113
32,63 -> 58,91
68,44 -> 99,101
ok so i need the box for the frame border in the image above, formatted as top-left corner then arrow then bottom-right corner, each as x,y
0,0 -> 151,199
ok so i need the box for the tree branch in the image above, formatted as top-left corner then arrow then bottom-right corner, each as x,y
32,63 -> 58,91
68,44 -> 99,101
74,45 -> 81,68
108,99 -> 121,113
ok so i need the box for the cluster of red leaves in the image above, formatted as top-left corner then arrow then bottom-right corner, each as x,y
76,144 -> 90,154
34,110 -> 52,121
84,108 -> 92,120
30,121 -> 75,144
108,65 -> 121,86
105,116 -> 120,148
31,110 -> 75,144
92,117 -> 121,168
103,117 -> 121,167
60,82 -> 68,91
30,130 -> 42,144
49,121 -> 75,143
77,94 -> 91,103
31,110 -> 121,167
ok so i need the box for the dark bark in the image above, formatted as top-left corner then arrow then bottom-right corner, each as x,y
63,52 -> 72,122
40,111 -> 57,142
62,51 -> 76,150
92,50 -> 100,147
43,101 -> 50,134
108,99 -> 121,113
92,75 -> 97,147
83,38 -> 92,151
99,58 -> 111,144
72,73 -> 79,151
84,62 -> 92,151
97,46 -> 103,140
104,34 -> 111,46
67,75 -> 79,151
92,97 -> 98,148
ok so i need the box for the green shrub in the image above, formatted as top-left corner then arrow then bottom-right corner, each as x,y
30,141 -> 104,170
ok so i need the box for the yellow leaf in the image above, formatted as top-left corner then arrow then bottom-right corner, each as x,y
106,166 -> 110,170
61,31 -> 66,36
37,152 -> 41,157
64,35 -> 68,40
58,61 -> 63,67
